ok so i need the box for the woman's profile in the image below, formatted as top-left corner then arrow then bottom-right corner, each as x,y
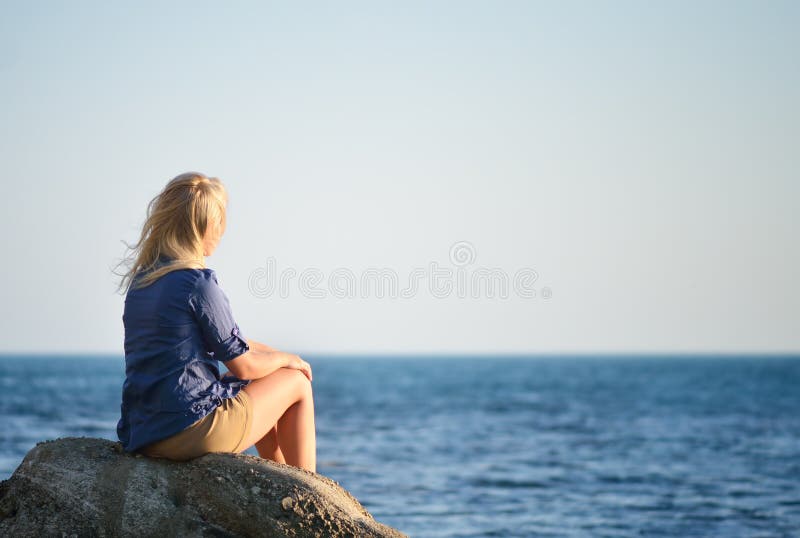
113,172 -> 316,472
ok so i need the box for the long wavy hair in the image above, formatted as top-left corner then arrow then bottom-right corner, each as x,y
112,172 -> 228,294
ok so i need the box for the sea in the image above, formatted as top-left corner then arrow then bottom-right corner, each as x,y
1,354 -> 798,537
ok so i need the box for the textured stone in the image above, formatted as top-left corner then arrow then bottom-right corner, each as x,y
0,437 -> 406,538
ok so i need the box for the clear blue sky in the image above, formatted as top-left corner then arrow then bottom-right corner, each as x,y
1,1 -> 797,354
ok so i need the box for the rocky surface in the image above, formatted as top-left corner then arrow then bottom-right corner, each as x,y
0,437 -> 406,537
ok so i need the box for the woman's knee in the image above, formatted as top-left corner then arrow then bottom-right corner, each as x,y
240,369 -> 313,448
244,367 -> 311,404
287,368 -> 313,399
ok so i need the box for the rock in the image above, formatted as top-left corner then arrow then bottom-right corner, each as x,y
0,437 -> 407,538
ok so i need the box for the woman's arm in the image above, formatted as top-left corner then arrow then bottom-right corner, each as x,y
220,340 -> 276,378
224,349 -> 295,381
246,338 -> 279,353
225,340 -> 312,381
222,339 -> 279,378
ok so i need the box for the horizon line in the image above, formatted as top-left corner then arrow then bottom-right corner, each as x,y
1,350 -> 799,359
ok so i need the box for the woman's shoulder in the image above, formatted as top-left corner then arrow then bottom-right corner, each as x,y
194,267 -> 219,282
128,265 -> 209,294
190,268 -> 227,295
165,266 -> 210,283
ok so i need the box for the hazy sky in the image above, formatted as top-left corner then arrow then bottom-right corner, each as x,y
1,1 -> 797,355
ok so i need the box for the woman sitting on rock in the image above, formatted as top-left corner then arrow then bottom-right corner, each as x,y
114,172 -> 316,472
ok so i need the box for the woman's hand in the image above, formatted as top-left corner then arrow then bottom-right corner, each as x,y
284,354 -> 313,382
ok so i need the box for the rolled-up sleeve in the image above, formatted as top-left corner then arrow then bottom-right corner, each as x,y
189,270 -> 250,363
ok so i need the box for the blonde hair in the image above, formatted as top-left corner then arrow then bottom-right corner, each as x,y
113,172 -> 228,294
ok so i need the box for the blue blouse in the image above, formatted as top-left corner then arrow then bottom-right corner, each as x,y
117,257 -> 251,453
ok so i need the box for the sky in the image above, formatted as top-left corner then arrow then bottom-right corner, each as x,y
0,1 -> 797,355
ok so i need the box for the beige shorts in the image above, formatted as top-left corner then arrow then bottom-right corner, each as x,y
140,389 -> 253,461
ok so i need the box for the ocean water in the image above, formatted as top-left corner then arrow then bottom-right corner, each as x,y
1,354 -> 799,537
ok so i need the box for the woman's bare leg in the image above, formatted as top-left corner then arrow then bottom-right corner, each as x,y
276,391 -> 316,470
255,425 -> 286,464
241,368 -> 316,472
